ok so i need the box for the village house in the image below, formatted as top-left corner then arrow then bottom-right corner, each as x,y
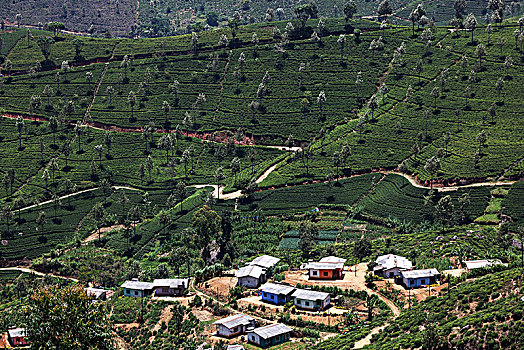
292,289 -> 331,311
8,328 -> 29,347
152,278 -> 189,297
400,269 -> 440,288
120,279 -> 154,297
236,265 -> 266,288
260,283 -> 295,305
85,287 -> 108,301
247,323 -> 292,347
304,256 -> 346,280
464,259 -> 503,272
374,254 -> 413,278
213,314 -> 255,338
249,255 -> 280,271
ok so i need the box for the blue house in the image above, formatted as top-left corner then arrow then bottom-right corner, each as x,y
400,269 -> 440,288
260,283 -> 295,305
120,279 -> 154,297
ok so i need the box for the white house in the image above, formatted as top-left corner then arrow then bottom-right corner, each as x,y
249,255 -> 280,270
120,279 -> 154,297
374,254 -> 413,278
247,323 -> 292,347
152,278 -> 189,296
85,287 -> 108,301
464,259 -> 504,272
292,289 -> 330,311
213,314 -> 255,338
236,265 -> 266,288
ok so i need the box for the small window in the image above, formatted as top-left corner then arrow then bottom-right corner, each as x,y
410,280 -> 415,285
312,271 -> 318,275
421,279 -> 425,285
323,271 -> 329,276
305,301 -> 310,306
134,291 -> 138,296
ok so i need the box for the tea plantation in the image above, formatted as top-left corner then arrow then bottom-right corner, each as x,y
0,7 -> 523,350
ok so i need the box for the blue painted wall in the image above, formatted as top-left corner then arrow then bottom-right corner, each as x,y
262,292 -> 290,305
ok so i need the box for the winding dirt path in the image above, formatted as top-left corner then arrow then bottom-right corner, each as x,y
0,267 -> 79,282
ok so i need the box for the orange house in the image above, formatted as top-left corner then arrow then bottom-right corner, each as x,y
304,257 -> 346,280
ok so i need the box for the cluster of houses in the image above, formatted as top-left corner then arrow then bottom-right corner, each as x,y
373,254 -> 440,288
120,278 -> 190,298
260,283 -> 330,311
213,314 -> 292,347
236,255 -> 281,288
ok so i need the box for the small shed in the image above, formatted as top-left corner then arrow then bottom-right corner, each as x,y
236,265 -> 266,288
464,259 -> 503,272
227,345 -> 245,350
247,323 -> 292,347
400,269 -> 440,288
120,279 -> 154,297
260,283 -> 295,305
213,314 -> 255,338
374,254 -> 413,278
85,287 -> 108,301
8,328 -> 29,347
292,289 -> 330,311
153,278 -> 189,297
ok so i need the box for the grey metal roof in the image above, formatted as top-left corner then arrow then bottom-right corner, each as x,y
376,254 -> 412,270
236,265 -> 265,279
292,289 -> 330,301
319,256 -> 347,264
227,345 -> 245,350
304,261 -> 345,270
401,269 -> 440,279
464,260 -> 503,270
153,278 -> 189,289
120,280 -> 154,290
252,323 -> 292,339
85,287 -> 107,299
249,255 -> 280,268
213,314 -> 254,328
8,328 -> 26,338
260,283 -> 295,296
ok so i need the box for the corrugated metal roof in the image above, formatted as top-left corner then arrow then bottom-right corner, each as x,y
401,269 -> 440,279
8,328 -> 26,338
120,280 -> 154,290
376,254 -> 412,270
304,261 -> 345,270
85,287 -> 107,298
227,345 -> 245,350
249,255 -> 280,268
213,314 -> 254,328
292,289 -> 330,301
252,323 -> 292,339
153,278 -> 189,288
236,265 -> 265,279
260,283 -> 295,295
464,259 -> 503,270
319,256 -> 347,264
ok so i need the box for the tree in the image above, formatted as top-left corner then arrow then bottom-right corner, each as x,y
121,55 -> 130,79
333,151 -> 342,180
377,0 -> 393,21
365,294 -> 378,320
435,195 -> 454,228
174,181 -> 187,213
431,86 -> 440,109
497,37 -> 506,55
424,156 -> 441,187
368,95 -> 378,121
13,196 -> 25,221
317,90 -> 326,118
422,324 -> 441,350
16,116 -> 24,149
1,205 -> 13,234
93,203 -> 106,240
454,0 -> 467,19
486,24 -> 493,45
95,144 -> 104,166
423,108 -> 431,139
353,239 -> 372,261
214,167 -> 225,200
74,121 -> 84,152
294,3 -> 318,30
146,155 -> 154,182
464,13 -> 477,44
415,59 -> 424,85
36,211 -> 47,234
157,134 -> 173,164
298,221 -> 318,258
21,285 -> 114,349
475,43 -> 486,67
191,32 -> 199,53
192,205 -> 221,251
495,77 -> 504,103
49,116 -> 58,145
344,1 -> 357,22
